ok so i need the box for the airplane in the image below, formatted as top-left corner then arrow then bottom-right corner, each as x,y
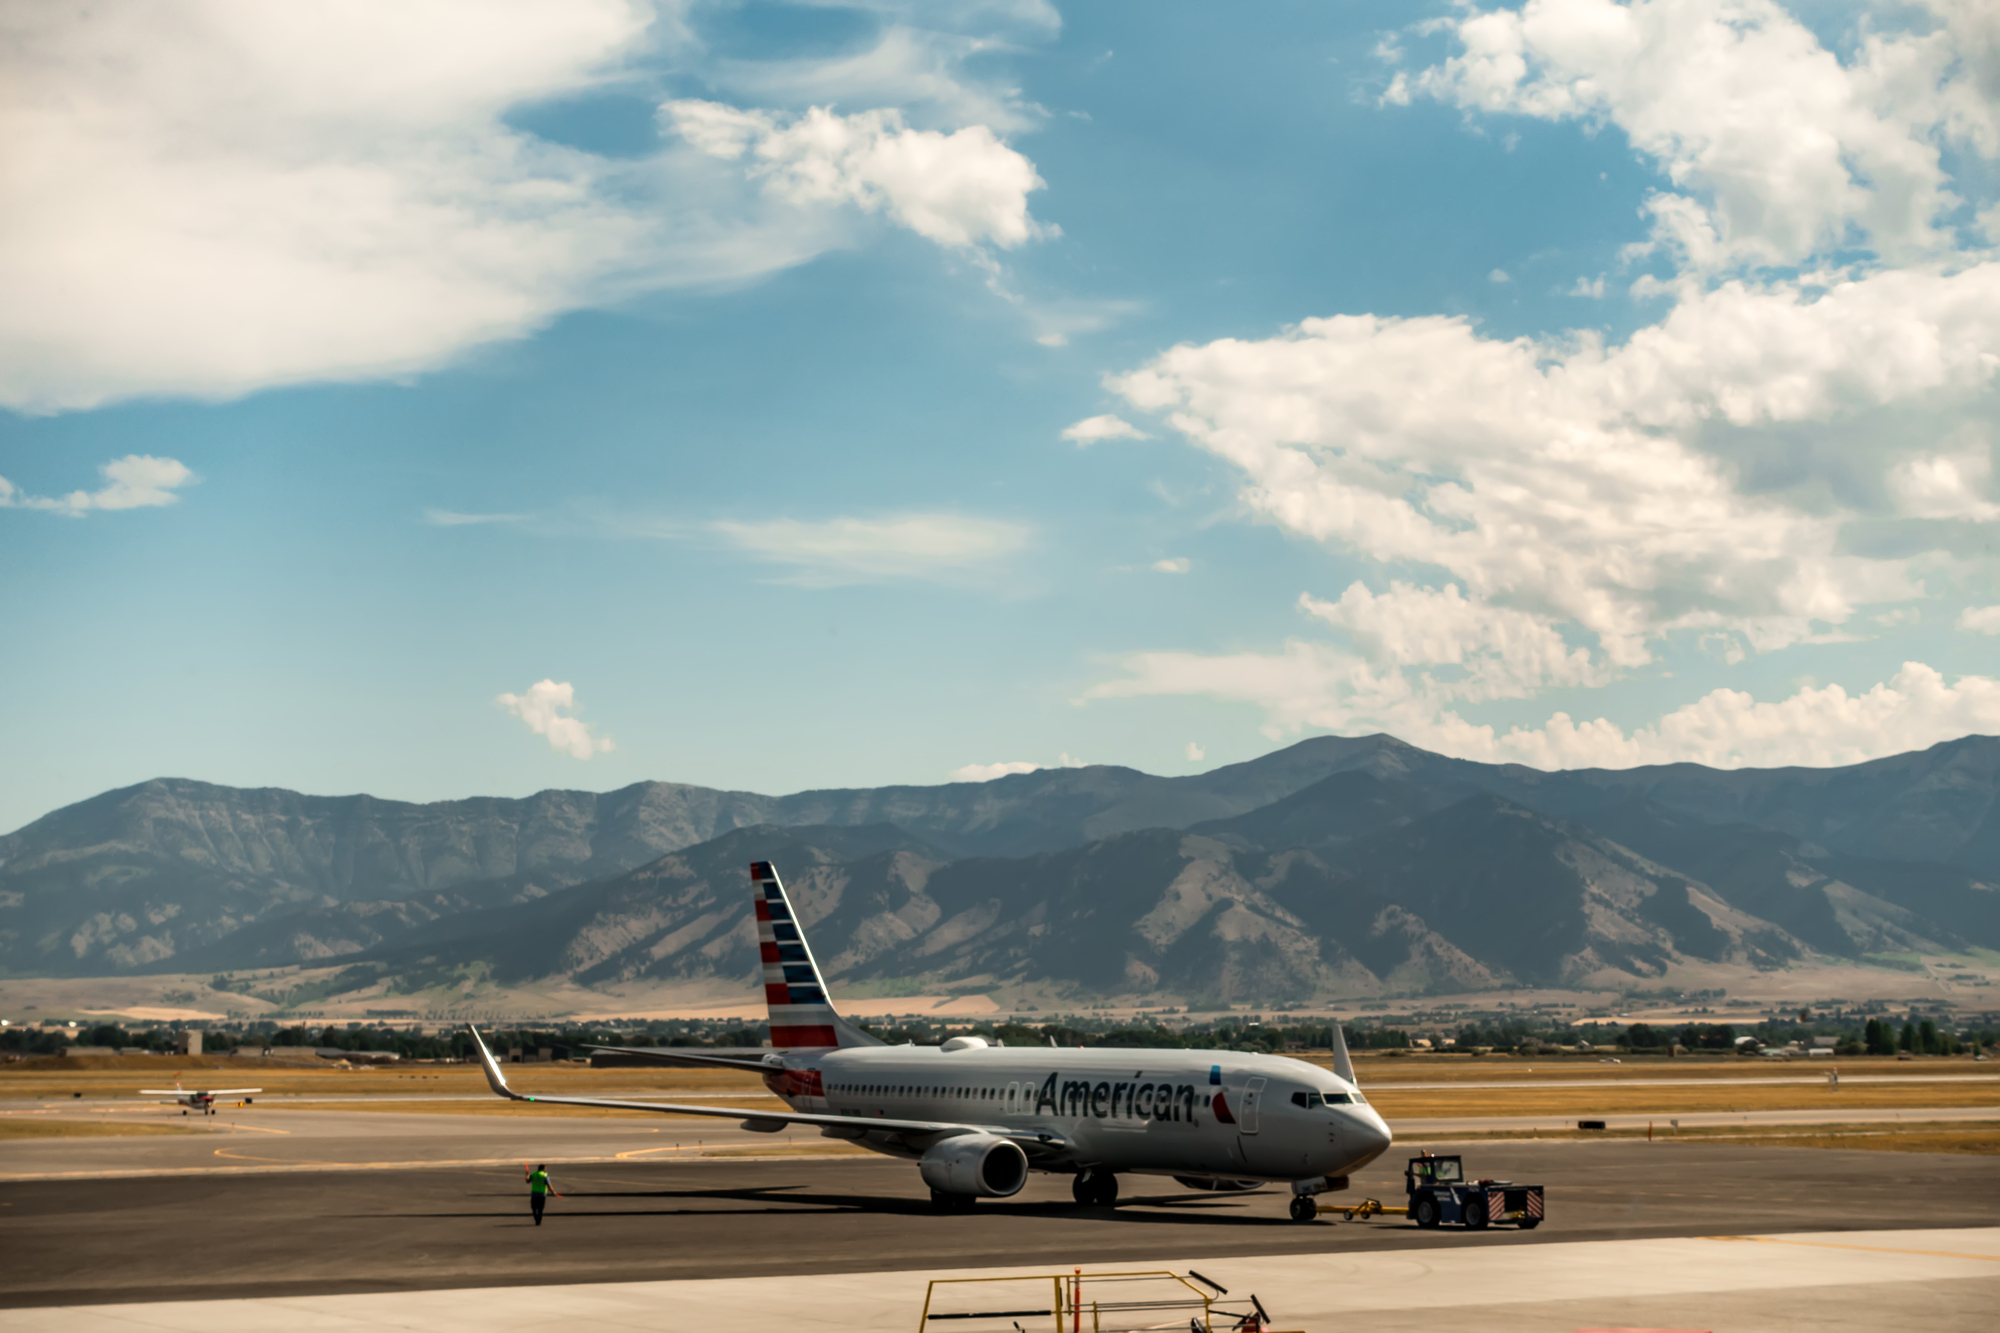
467,859 -> 1393,1218
139,1080 -> 261,1116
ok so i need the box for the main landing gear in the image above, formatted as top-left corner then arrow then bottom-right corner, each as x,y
1072,1171 -> 1119,1208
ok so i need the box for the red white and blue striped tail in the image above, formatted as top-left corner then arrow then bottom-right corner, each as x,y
752,861 -> 882,1052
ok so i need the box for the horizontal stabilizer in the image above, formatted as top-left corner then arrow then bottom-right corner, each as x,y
585,1045 -> 780,1074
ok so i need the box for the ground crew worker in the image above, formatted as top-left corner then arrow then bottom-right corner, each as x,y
526,1163 -> 553,1225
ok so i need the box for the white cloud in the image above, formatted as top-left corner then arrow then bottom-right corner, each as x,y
1091,2 -> 2000,778
1089,649 -> 2000,771
690,7 -> 1062,138
1460,661 -> 2000,770
1407,0 -> 1982,269
1488,268 -> 1511,283
1,2 -> 1056,414
0,455 -> 195,515
950,760 -> 1042,781
424,508 -> 527,526
663,100 -> 1049,252
0,1 -> 662,414
1890,446 -> 2000,521
710,513 -> 1029,585
1302,582 -> 1607,701
950,749 -> 1085,782
1153,557 -> 1191,574
496,678 -> 614,759
1959,605 -> 2000,634
1107,263 -> 2000,663
1061,414 -> 1150,445
1185,741 -> 1204,762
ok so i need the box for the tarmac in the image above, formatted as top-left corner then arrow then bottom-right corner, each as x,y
13,1228 -> 1998,1332
5,1136 -> 2000,1306
6,1098 -> 2000,1330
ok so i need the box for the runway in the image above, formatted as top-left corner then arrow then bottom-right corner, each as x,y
5,1138 -> 2000,1309
0,1107 -> 825,1180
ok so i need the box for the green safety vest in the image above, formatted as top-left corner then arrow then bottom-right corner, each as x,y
528,1170 -> 551,1195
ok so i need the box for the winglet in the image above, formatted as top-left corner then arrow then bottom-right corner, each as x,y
1330,1021 -> 1356,1086
466,1024 -> 522,1101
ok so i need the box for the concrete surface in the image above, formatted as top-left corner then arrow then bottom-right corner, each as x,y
4,1139 -> 1999,1308
6,1228 -> 1997,1331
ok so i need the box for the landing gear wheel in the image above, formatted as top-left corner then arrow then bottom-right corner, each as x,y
1464,1197 -> 1489,1229
1412,1194 -> 1440,1228
1517,1218 -> 1540,1230
1072,1172 -> 1119,1207
930,1188 -> 976,1211
1289,1195 -> 1316,1223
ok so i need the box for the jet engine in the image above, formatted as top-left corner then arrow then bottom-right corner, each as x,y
919,1134 -> 1028,1197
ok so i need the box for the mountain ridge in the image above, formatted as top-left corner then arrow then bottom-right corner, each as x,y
3,734 -> 1996,993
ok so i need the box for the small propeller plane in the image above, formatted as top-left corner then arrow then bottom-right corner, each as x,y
139,1080 -> 260,1116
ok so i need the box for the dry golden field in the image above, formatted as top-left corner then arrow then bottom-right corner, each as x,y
0,1118 -> 200,1140
1427,1120 -> 2000,1154
4,1053 -> 1993,1125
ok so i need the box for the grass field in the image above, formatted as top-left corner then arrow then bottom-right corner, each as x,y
4,1054 -> 1993,1125
1364,1079 -> 2000,1118
1413,1120 -> 2000,1155
0,1119 -> 199,1140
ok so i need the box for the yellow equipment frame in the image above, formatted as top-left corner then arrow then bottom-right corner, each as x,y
917,1267 -> 1301,1332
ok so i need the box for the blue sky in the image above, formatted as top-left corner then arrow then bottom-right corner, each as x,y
5,0 -> 2000,833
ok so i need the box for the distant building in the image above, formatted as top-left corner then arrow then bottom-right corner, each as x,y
61,1046 -> 115,1057
176,1030 -> 203,1056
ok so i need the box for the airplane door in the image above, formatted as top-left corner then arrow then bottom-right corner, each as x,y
1239,1077 -> 1266,1134
1004,1081 -> 1021,1114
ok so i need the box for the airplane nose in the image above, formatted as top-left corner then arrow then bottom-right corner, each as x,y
1349,1110 -> 1393,1167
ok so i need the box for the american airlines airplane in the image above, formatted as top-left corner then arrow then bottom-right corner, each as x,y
468,860 -> 1392,1219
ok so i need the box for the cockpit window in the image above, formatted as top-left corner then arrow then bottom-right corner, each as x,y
1323,1091 -> 1352,1104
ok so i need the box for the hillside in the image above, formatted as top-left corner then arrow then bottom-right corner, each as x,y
2,734 -> 1995,1000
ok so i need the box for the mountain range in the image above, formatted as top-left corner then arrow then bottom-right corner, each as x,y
2,734 -> 1996,1003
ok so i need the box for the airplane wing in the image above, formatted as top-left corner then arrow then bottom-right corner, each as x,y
466,1026 -> 1064,1151
203,1088 -> 261,1096
585,1044 -> 782,1074
138,1089 -> 187,1096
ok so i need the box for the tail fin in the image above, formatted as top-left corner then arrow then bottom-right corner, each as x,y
1330,1022 -> 1357,1086
752,860 -> 882,1052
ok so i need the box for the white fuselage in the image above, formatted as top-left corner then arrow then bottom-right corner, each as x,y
764,1043 -> 1393,1183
